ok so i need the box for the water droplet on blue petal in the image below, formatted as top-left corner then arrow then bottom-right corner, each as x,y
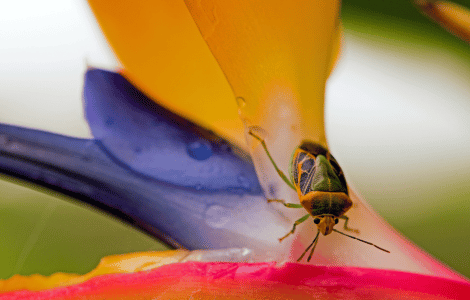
187,140 -> 212,161
205,205 -> 232,228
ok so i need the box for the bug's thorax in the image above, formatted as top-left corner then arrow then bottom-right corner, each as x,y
300,191 -> 352,218
315,215 -> 336,236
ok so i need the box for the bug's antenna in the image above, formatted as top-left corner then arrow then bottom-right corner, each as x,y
307,233 -> 320,262
333,229 -> 390,253
297,231 -> 320,262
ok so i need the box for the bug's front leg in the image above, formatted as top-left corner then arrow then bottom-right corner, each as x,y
279,214 -> 310,242
339,215 -> 360,234
248,130 -> 296,191
267,199 -> 303,208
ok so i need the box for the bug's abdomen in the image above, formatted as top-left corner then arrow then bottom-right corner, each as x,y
300,191 -> 352,217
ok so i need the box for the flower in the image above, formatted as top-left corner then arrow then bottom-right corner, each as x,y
1,0 -> 470,298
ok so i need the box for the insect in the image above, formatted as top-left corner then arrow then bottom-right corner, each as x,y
249,130 -> 390,262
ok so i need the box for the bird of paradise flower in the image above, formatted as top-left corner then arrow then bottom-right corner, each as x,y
0,0 -> 470,298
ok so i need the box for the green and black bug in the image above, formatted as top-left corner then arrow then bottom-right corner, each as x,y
249,130 -> 389,262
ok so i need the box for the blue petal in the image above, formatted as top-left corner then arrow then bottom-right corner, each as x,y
0,69 -> 288,253
83,69 -> 261,194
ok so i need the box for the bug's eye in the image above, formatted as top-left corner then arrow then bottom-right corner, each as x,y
334,218 -> 339,224
314,218 -> 320,224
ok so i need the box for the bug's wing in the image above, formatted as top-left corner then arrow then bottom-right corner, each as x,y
327,156 -> 348,195
291,149 -> 316,196
297,141 -> 348,196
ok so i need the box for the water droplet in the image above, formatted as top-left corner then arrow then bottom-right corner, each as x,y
236,97 -> 248,121
187,140 -> 212,161
235,97 -> 246,108
195,184 -> 202,191
105,117 -> 114,126
237,175 -> 251,189
205,205 -> 232,228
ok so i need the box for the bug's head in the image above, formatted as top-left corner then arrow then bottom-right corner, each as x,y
313,215 -> 338,236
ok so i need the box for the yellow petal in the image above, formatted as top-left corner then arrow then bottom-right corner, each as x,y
416,0 -> 470,44
0,250 -> 188,292
183,0 -> 340,200
184,0 -> 341,147
87,0 -> 245,145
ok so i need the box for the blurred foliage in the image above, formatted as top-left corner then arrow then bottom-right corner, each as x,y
342,0 -> 470,58
341,0 -> 470,278
0,175 -> 169,279
343,0 -> 470,24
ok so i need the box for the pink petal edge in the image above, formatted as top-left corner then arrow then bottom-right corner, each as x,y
2,262 -> 469,299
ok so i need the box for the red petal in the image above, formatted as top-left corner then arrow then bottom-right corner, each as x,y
2,262 -> 469,300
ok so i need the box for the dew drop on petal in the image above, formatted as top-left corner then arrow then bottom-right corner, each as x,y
236,96 -> 250,121
236,96 -> 246,109
187,140 -> 212,161
205,205 -> 232,228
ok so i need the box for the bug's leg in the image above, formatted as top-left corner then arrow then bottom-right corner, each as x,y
339,215 -> 360,234
248,130 -> 296,191
279,214 -> 310,242
267,199 -> 303,208
297,231 -> 320,262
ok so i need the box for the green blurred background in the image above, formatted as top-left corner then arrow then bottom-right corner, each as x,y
332,0 -> 470,279
1,0 -> 469,280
